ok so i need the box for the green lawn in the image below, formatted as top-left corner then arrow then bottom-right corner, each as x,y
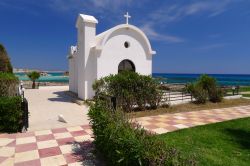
243,94 -> 250,97
158,118 -> 250,166
240,86 -> 250,92
226,86 -> 250,94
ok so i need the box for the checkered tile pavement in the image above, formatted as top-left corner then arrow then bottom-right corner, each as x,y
1,105 -> 250,165
135,105 -> 250,134
0,125 -> 96,166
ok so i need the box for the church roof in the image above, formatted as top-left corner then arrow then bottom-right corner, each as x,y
76,14 -> 98,28
94,24 -> 156,55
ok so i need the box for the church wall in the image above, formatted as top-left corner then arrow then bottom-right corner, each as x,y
74,56 -> 78,93
69,57 -> 75,92
77,22 -> 97,100
76,23 -> 86,99
97,29 -> 152,79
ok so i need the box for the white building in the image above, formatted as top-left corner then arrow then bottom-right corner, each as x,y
68,13 -> 156,100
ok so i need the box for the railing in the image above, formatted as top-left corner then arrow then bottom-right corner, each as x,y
21,98 -> 29,131
161,91 -> 193,102
221,86 -> 240,96
18,81 -> 29,132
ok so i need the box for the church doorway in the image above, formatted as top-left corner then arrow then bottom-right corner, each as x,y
118,59 -> 135,73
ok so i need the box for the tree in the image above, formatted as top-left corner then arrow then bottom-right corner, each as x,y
27,71 -> 40,89
0,44 -> 13,73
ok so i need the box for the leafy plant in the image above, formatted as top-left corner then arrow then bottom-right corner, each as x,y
209,87 -> 223,103
186,75 -> 223,104
88,100 -> 196,166
93,71 -> 162,112
0,96 -> 22,132
27,71 -> 40,89
0,72 -> 19,97
0,44 -> 13,73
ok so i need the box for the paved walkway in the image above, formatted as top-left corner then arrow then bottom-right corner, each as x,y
25,86 -> 89,131
136,105 -> 250,134
0,125 -> 95,166
1,105 -> 250,165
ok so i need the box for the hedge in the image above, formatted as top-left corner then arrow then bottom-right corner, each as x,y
0,72 -> 19,97
88,100 -> 196,166
0,96 -> 23,132
186,75 -> 223,104
92,71 -> 162,112
0,44 -> 13,73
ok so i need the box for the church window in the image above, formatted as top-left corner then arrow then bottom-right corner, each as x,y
124,41 -> 130,48
118,59 -> 135,73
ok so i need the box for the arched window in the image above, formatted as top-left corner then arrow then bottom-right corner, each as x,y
118,59 -> 135,73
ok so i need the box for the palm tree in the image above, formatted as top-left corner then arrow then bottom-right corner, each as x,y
27,71 -> 40,89
0,44 -> 13,73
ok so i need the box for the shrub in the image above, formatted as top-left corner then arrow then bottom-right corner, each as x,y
187,83 -> 208,104
197,75 -> 223,103
0,44 -> 13,73
193,85 -> 208,104
93,71 -> 162,112
186,75 -> 223,104
0,96 -> 23,132
209,87 -> 223,103
88,100 -> 196,166
0,72 -> 19,97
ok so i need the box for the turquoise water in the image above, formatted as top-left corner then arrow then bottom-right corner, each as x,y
153,73 -> 250,86
15,72 -> 68,83
15,72 -> 250,86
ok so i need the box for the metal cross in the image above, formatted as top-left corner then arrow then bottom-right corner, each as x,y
124,12 -> 131,24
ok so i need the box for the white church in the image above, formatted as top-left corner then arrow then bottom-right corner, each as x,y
68,13 -> 156,100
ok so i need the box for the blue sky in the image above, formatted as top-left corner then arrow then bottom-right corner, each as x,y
0,0 -> 250,74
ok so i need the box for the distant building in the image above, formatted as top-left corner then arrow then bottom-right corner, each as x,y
68,13 -> 156,100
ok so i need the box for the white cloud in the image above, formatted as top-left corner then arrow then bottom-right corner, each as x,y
149,0 -> 236,24
140,24 -> 184,43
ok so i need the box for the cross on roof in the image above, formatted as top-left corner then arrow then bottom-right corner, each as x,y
124,12 -> 131,24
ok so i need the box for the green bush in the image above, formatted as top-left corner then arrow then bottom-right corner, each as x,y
193,85 -> 208,104
209,87 -> 223,103
197,75 -> 223,103
0,96 -> 23,132
0,44 -> 13,73
0,72 -> 19,97
92,71 -> 162,112
186,75 -> 223,104
88,100 -> 196,166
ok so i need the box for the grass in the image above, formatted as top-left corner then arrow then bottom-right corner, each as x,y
227,86 -> 250,93
157,118 -> 250,166
243,94 -> 250,98
128,98 -> 250,118
240,86 -> 250,92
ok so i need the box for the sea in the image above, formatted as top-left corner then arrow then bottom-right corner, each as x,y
15,72 -> 250,86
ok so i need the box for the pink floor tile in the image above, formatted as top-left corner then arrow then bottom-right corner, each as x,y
14,159 -> 41,166
36,134 -> 54,142
6,140 -> 16,147
144,124 -> 159,130
70,130 -> 88,137
15,143 -> 37,153
81,125 -> 91,129
0,133 -> 16,139
16,132 -> 34,138
38,147 -> 62,158
51,128 -> 68,134
163,125 -> 178,131
56,137 -> 75,146
0,156 -> 8,164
